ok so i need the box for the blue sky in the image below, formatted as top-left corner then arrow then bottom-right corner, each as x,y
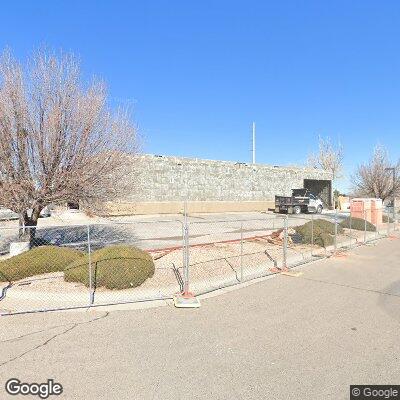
1,1 -> 400,192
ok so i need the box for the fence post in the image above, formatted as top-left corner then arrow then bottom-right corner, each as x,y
181,222 -> 186,282
240,221 -> 244,282
87,225 -> 94,305
283,216 -> 288,269
387,209 -> 390,237
349,212 -> 353,249
334,208 -> 338,252
182,218 -> 190,296
173,206 -> 200,307
311,213 -> 314,256
393,205 -> 396,232
364,210 -> 367,244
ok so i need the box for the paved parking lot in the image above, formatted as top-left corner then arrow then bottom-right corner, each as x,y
1,210 -> 335,253
0,233 -> 399,399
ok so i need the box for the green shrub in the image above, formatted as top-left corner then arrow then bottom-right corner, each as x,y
64,245 -> 155,290
382,215 -> 394,223
294,219 -> 342,248
312,227 -> 334,248
0,246 -> 84,282
340,217 -> 376,231
295,225 -> 332,248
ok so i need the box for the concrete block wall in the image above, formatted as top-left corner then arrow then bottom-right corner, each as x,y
108,154 -> 333,215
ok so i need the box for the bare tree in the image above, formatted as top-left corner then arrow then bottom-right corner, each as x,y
352,145 -> 400,201
308,136 -> 344,181
308,136 -> 344,207
0,49 -> 137,241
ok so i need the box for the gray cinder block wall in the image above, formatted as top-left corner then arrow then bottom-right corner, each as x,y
109,155 -> 333,215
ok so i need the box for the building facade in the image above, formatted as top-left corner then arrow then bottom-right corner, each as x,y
109,154 -> 333,215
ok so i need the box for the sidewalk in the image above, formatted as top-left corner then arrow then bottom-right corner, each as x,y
0,234 -> 399,399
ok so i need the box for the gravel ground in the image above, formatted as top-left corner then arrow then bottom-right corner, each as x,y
0,225 -> 388,314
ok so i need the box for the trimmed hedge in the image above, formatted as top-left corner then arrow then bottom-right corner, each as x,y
339,217 -> 376,232
64,245 -> 155,290
0,246 -> 84,282
294,219 -> 343,248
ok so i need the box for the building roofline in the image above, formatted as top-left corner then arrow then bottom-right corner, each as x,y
135,153 -> 332,176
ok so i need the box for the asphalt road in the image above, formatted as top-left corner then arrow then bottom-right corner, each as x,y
0,233 -> 399,399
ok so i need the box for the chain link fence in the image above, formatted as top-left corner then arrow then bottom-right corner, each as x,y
0,207 -> 398,315
0,220 -> 185,314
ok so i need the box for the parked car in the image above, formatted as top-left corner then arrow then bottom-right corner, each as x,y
0,208 -> 19,220
275,189 -> 324,214
26,206 -> 52,218
0,206 -> 51,221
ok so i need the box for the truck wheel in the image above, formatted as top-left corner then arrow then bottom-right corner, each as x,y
316,205 -> 323,214
293,205 -> 301,215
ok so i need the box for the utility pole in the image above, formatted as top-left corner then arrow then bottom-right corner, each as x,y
252,122 -> 256,164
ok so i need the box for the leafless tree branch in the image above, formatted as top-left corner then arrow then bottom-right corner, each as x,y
308,136 -> 344,181
0,48 -> 138,238
351,145 -> 400,202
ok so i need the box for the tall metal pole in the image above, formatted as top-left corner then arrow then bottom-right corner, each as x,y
252,122 -> 256,164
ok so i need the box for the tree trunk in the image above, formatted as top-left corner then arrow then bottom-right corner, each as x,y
18,207 -> 42,246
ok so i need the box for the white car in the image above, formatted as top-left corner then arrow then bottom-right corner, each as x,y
0,208 -> 19,220
0,206 -> 51,221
